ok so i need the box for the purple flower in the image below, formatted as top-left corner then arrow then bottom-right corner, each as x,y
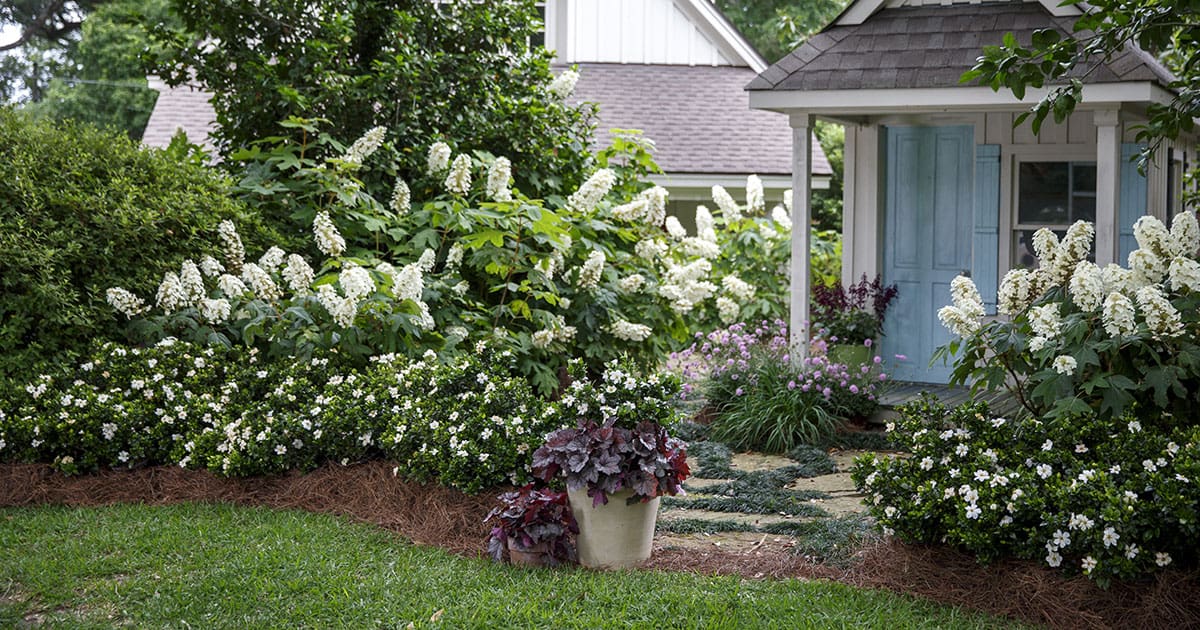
894,354 -> 907,361
822,387 -> 832,398
863,338 -> 873,347
849,385 -> 859,394
787,380 -> 796,390
735,387 -> 744,396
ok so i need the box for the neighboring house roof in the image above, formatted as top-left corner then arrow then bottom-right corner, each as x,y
142,76 -> 218,152
573,63 -> 831,177
747,1 -> 1176,93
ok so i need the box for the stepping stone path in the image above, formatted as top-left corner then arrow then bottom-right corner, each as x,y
655,449 -> 881,556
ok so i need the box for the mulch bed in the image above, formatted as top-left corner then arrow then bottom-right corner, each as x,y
3,463 -> 1198,630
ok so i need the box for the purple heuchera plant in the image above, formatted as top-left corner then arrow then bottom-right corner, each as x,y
532,420 -> 690,507
485,483 -> 579,565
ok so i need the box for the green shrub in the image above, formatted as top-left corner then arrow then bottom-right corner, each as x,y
0,109 -> 269,380
853,396 -> 1200,585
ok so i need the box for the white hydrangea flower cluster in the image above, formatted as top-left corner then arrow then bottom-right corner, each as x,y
680,236 -> 720,259
1168,256 -> 1200,292
711,185 -> 742,222
179,260 -> 207,304
635,237 -> 667,261
217,274 -> 249,297
486,157 -> 512,202
242,263 -> 281,303
106,287 -> 147,318
567,169 -> 616,213
199,255 -> 224,278
642,186 -> 668,228
1171,210 -> 1200,255
343,126 -> 387,166
390,178 -> 411,214
547,68 -> 579,100
313,211 -> 346,258
427,142 -> 452,175
577,250 -> 606,289
1135,285 -> 1183,338
531,315 -> 576,349
1102,291 -> 1137,337
217,220 -> 245,273
282,254 -> 314,296
317,284 -> 358,328
257,247 -> 286,274
695,205 -> 717,241
721,275 -> 756,302
1027,304 -> 1062,352
746,174 -> 765,214
618,274 -> 645,294
339,265 -> 375,302
997,268 -> 1034,315
1053,355 -> 1077,375
445,154 -> 473,197
937,275 -> 985,337
716,296 -> 739,324
771,204 -> 792,232
198,298 -> 231,324
156,272 -> 189,313
1068,261 -> 1105,312
659,259 -> 716,314
609,319 -> 652,342
1101,263 -> 1132,294
665,216 -> 687,240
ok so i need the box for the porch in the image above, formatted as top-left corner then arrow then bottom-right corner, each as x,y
873,381 -> 1024,424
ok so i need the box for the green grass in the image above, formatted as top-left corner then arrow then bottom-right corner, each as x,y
0,503 -> 1019,629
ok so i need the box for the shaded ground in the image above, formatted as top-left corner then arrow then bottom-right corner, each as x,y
2,461 -> 1199,629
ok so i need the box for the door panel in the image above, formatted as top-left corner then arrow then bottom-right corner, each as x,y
882,126 -> 974,383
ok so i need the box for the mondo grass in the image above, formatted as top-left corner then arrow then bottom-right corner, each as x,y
709,390 -> 841,455
0,504 -> 1019,629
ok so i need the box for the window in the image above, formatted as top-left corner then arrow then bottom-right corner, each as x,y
529,2 -> 547,49
1012,161 -> 1096,268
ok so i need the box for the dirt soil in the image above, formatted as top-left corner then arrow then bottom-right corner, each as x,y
2,462 -> 1199,630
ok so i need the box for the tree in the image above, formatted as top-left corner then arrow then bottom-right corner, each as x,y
23,0 -> 174,139
715,0 -> 849,63
148,0 -> 595,197
0,0 -> 107,102
964,0 -> 1199,156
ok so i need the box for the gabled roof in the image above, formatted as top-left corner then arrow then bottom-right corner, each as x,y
572,63 -> 831,177
674,0 -> 769,72
748,1 -> 1175,93
142,76 -> 217,152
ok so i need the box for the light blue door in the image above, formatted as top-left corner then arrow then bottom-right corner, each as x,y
881,126 -> 975,383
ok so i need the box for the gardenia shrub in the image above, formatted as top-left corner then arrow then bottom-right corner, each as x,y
0,340 -> 564,493
0,108 -> 271,380
854,396 -> 1198,584
673,320 -> 888,453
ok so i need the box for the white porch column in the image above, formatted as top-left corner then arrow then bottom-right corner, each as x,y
1095,109 -> 1122,266
790,113 -> 815,363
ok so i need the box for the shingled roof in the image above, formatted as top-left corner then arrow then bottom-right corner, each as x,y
142,77 -> 218,152
748,1 -> 1175,93
572,63 -> 831,176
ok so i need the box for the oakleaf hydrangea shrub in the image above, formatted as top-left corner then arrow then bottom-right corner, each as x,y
0,340 -> 565,492
937,212 -> 1200,427
672,320 -> 888,453
853,396 -> 1199,584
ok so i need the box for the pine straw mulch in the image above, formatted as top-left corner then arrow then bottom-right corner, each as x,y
3,463 -> 1198,630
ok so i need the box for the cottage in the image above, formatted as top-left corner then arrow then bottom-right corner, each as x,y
749,0 -> 1195,382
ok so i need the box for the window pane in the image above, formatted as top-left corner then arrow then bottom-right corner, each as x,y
1018,162 -> 1070,224
1072,164 -> 1096,193
1071,194 -> 1095,224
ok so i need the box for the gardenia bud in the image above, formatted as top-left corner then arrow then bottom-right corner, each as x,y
427,142 -> 452,175
445,154 -> 472,197
313,211 -> 346,258
486,157 -> 512,202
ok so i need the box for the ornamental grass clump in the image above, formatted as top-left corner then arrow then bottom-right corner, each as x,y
531,360 -> 690,506
672,320 -> 888,453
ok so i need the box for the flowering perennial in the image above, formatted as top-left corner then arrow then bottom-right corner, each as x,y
426,142 -> 452,175
566,169 -> 616,213
445,154 -> 473,197
486,157 -> 512,202
313,211 -> 346,258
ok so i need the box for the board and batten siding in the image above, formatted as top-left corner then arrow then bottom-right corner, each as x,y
560,0 -> 734,66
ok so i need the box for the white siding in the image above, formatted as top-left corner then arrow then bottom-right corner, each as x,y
560,0 -> 735,66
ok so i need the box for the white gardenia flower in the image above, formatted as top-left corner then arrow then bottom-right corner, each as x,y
217,274 -> 249,298
1168,256 -> 1200,292
427,142 -> 452,175
635,238 -> 667,261
199,255 -> 224,278
445,154 -> 473,197
665,216 -> 687,240
1170,210 -> 1200,256
998,268 -> 1035,315
771,204 -> 793,231
486,157 -> 513,202
712,185 -> 742,222
282,254 -> 314,296
217,220 -> 245,273
198,298 -> 231,324
1102,527 -> 1120,548
717,296 -> 740,324
1156,552 -> 1173,567
1102,291 -> 1137,337
1068,261 -> 1104,312
722,275 -> 756,302
1029,303 -> 1062,340
313,211 -> 346,258
746,174 -> 765,214
156,272 -> 189,313
609,319 -> 653,342
1129,249 -> 1167,286
618,274 -> 645,294
1134,215 -> 1173,258
339,265 -> 375,302
106,287 -> 148,318
548,68 -> 579,100
577,250 -> 606,289
343,126 -> 387,165
390,178 -> 411,214
1136,285 -> 1184,338
1053,355 -> 1077,376
242,263 -> 281,302
567,169 -> 616,213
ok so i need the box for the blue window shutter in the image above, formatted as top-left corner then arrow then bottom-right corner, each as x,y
1119,144 -> 1148,263
973,145 -> 1001,314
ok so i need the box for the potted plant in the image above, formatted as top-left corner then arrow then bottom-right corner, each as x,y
531,360 -> 690,569
485,483 -> 578,567
812,274 -> 899,367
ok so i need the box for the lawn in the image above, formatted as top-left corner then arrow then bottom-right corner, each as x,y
0,503 -> 1021,629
